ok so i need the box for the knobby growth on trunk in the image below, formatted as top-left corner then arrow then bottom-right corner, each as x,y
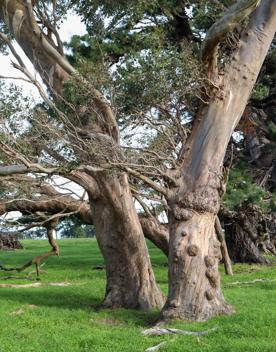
162,0 -> 276,321
0,0 -> 275,322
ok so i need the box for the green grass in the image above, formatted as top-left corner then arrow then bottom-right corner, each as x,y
0,239 -> 275,352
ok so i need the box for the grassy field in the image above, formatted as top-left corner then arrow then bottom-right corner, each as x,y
0,239 -> 275,352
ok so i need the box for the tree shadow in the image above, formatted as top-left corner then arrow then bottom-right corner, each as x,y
0,287 -> 101,311
0,287 -> 160,326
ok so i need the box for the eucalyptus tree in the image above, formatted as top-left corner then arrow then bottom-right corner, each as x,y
73,0 -> 276,320
0,0 -> 275,322
0,0 -> 165,311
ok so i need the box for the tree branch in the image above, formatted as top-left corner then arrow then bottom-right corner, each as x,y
201,0 -> 261,76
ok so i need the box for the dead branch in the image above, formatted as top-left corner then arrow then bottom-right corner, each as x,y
201,0 -> 261,76
215,216 -> 233,275
145,342 -> 167,352
141,327 -> 218,337
0,282 -> 71,288
224,278 -> 276,287
0,283 -> 42,288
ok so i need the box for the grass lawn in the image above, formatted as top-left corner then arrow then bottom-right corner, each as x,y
0,238 -> 275,352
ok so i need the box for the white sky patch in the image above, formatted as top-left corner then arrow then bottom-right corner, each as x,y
0,12 -> 86,100
232,131 -> 244,142
58,12 -> 87,42
50,175 -> 87,200
0,14 -> 87,227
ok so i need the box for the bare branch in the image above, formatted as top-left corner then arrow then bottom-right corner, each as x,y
125,166 -> 168,196
201,0 -> 261,76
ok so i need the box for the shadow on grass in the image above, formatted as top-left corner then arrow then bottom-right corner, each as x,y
0,287 -> 101,310
0,288 -> 160,326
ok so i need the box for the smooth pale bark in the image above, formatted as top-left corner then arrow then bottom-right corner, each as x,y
0,0 -> 69,93
0,1 -> 163,310
162,0 -> 276,321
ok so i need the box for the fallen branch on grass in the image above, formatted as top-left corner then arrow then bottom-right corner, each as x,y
0,282 -> 42,288
0,282 -> 71,288
0,220 -> 59,278
145,342 -> 167,352
141,327 -> 218,337
1,276 -> 41,281
224,278 -> 276,287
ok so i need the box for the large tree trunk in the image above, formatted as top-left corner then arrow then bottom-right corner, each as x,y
0,1 -> 164,310
92,173 -> 165,310
162,1 -> 276,321
162,212 -> 231,321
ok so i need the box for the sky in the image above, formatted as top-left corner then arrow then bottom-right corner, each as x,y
0,13 -> 87,230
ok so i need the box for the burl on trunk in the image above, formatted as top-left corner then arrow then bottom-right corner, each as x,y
162,0 -> 276,321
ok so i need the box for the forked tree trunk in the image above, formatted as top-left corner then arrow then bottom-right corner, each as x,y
92,173 -> 165,310
0,1 -> 164,310
162,1 -> 276,321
